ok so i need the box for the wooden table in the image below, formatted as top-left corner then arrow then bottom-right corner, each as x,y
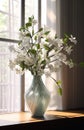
0,110 -> 84,129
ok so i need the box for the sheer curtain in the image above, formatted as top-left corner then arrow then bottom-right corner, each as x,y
44,0 -> 62,110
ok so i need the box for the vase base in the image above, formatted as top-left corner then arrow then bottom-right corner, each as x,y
32,114 -> 45,119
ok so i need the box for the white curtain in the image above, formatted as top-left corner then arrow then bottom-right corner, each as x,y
44,0 -> 62,110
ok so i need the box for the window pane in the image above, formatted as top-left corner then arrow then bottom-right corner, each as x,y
41,0 -> 47,25
0,12 -> 9,38
25,0 -> 38,22
0,42 -> 21,113
0,0 -> 21,40
0,0 -> 9,12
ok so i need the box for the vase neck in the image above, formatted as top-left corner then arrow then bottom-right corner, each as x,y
31,75 -> 44,89
32,75 -> 42,81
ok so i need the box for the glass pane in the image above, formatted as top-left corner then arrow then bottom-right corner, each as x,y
41,0 -> 47,26
0,12 -> 9,38
25,0 -> 38,22
0,0 -> 21,40
0,0 -> 9,12
0,42 -> 21,113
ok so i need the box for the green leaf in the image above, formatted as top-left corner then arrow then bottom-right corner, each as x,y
44,31 -> 50,35
34,35 -> 37,41
63,33 -> 70,44
20,61 -> 25,70
26,33 -> 31,38
32,29 -> 34,35
28,49 -> 36,55
35,43 -> 40,49
18,41 -> 22,45
19,26 -> 25,31
63,37 -> 68,44
79,62 -> 84,67
56,80 -> 62,86
41,59 -> 46,65
58,88 -> 62,96
28,17 -> 32,23
26,22 -> 32,28
45,39 -> 49,42
38,28 -> 43,32
43,44 -> 50,50
41,59 -> 46,69
64,33 -> 69,39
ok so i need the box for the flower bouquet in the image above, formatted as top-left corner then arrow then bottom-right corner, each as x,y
9,15 -> 77,95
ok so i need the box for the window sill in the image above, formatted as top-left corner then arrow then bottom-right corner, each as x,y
0,110 -> 84,129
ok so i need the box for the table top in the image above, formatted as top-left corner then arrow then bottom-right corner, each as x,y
0,110 -> 84,127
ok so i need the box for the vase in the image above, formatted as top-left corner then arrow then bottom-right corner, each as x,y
25,75 -> 50,118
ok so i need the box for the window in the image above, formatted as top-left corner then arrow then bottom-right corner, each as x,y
0,0 -> 61,113
0,0 -> 42,113
0,0 -> 21,113
0,0 -> 21,40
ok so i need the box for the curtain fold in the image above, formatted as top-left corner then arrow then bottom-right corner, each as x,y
60,0 -> 84,110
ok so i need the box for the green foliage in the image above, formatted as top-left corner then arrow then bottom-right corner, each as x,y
43,44 -> 50,50
35,43 -> 40,49
58,88 -> 62,96
26,22 -> 32,27
38,28 -> 43,32
56,80 -> 62,95
63,34 -> 69,44
19,26 -> 25,31
44,31 -> 50,35
56,80 -> 61,86
18,41 -> 22,45
34,35 -> 37,41
79,62 -> 84,67
28,49 -> 37,55
26,33 -> 32,38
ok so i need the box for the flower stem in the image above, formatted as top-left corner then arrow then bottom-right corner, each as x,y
50,76 -> 61,88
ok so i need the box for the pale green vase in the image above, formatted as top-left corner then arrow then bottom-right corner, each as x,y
25,75 -> 50,118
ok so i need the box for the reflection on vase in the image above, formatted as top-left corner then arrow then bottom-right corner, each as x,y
25,75 -> 50,118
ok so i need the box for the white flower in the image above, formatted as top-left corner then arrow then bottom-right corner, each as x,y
15,66 -> 25,75
19,31 -> 26,40
32,19 -> 37,25
69,35 -> 77,44
58,53 -> 67,62
8,15 -> 77,76
55,38 -> 63,47
24,56 -> 35,66
9,60 -> 15,70
67,60 -> 74,68
64,46 -> 73,55
44,70 -> 51,77
8,15 -> 77,94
